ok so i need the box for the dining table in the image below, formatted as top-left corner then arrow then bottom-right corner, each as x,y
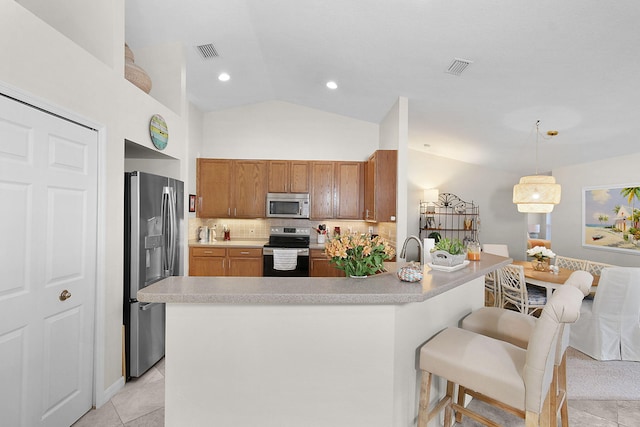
512,260 -> 599,299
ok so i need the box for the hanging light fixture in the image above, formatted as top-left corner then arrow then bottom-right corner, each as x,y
512,120 -> 561,213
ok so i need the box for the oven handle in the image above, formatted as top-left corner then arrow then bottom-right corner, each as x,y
262,247 -> 309,256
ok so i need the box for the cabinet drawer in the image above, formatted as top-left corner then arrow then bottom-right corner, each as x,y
191,247 -> 226,257
227,248 -> 262,257
310,249 -> 329,258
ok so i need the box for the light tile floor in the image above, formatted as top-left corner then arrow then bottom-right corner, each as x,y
74,356 -> 639,426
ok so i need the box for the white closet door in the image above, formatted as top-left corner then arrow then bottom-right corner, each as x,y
0,94 -> 97,426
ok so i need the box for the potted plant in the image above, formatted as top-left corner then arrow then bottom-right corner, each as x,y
325,233 -> 396,278
430,238 -> 466,267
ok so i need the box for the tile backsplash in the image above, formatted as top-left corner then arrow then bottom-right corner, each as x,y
188,218 -> 397,247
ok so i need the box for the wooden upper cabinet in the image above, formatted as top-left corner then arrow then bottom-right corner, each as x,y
267,160 -> 309,193
233,160 -> 267,218
289,161 -> 310,193
197,159 -> 233,218
267,160 -> 289,193
197,159 -> 266,218
335,162 -> 363,219
364,150 -> 397,222
310,161 -> 335,219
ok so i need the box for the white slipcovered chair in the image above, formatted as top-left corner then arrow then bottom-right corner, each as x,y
570,267 -> 640,361
482,244 -> 510,307
461,270 -> 593,427
417,285 -> 585,427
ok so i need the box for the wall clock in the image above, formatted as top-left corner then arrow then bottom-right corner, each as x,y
149,114 -> 168,150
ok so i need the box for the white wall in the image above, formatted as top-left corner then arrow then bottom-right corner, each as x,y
407,150 -> 526,260
552,152 -> 640,266
0,0 -> 191,405
202,100 -> 379,160
379,97 -> 408,254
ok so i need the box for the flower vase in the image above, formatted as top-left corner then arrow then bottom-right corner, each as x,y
533,258 -> 548,271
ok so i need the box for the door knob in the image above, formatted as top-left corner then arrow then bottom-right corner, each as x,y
59,290 -> 72,301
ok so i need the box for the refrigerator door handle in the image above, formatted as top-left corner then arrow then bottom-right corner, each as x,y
161,186 -> 178,276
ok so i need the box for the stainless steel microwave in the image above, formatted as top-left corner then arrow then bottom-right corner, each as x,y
266,193 -> 310,219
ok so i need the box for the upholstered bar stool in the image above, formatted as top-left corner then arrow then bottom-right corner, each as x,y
417,285 -> 585,427
460,270 -> 593,427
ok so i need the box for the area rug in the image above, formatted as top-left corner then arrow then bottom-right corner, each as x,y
566,346 -> 640,400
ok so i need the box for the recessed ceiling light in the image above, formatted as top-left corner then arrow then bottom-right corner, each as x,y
218,72 -> 230,82
326,81 -> 338,90
423,143 -> 431,148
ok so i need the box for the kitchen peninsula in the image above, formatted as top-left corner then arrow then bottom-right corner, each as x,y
139,253 -> 511,427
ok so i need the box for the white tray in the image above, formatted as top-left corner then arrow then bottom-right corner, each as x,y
427,260 -> 470,272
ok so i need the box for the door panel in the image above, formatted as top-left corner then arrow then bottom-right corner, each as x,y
0,94 -> 97,426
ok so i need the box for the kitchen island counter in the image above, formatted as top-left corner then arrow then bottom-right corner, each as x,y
139,253 -> 510,305
142,253 -> 511,427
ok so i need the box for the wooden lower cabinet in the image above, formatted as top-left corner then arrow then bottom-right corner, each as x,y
189,246 -> 262,277
227,248 -> 263,276
309,249 -> 345,277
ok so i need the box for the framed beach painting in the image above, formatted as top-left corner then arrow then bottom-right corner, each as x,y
583,184 -> 640,254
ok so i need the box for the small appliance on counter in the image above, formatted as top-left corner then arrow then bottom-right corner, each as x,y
124,171 -> 184,379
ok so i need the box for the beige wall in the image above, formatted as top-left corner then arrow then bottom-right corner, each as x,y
202,100 -> 379,161
552,152 -> 640,266
1,0 -> 191,405
407,150 -> 526,261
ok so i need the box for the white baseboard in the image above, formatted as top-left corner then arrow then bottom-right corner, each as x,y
95,376 -> 125,409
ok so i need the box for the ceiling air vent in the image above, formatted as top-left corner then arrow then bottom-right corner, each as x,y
445,58 -> 473,76
196,43 -> 219,59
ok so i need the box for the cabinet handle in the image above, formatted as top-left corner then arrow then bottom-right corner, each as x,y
228,207 -> 231,216
240,251 -> 250,255
203,250 -> 213,254
198,196 -> 202,212
234,208 -> 237,217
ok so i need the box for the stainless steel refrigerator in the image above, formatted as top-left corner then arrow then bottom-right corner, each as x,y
124,171 -> 184,378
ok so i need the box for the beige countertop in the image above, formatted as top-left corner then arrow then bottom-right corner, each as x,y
139,253 -> 511,305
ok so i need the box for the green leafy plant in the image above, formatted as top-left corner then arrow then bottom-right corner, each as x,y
325,233 -> 396,277
431,237 -> 465,255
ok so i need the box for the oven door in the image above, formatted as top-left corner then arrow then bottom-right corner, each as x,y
263,247 -> 310,277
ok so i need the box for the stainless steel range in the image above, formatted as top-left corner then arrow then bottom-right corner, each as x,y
263,226 -> 310,277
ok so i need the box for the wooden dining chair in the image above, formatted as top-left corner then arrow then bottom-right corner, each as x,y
498,264 -> 547,315
417,285 -> 585,427
553,256 -> 586,271
461,270 -> 593,427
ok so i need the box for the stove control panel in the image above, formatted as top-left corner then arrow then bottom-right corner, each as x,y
269,226 -> 311,237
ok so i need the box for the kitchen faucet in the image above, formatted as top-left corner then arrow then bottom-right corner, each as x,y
400,235 -> 424,265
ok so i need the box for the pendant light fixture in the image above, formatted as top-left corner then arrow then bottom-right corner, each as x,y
512,120 -> 561,213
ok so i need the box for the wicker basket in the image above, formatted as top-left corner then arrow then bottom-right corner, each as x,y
397,263 -> 423,282
430,250 -> 466,267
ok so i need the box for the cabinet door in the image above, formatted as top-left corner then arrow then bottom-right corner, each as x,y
310,161 -> 335,219
310,250 -> 345,277
227,248 -> 263,277
189,247 -> 226,276
374,150 -> 397,222
197,159 -> 232,218
289,161 -> 310,193
233,160 -> 267,218
335,162 -> 363,219
364,154 -> 376,221
267,160 -> 289,193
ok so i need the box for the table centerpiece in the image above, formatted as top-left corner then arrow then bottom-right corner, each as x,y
527,245 -> 556,271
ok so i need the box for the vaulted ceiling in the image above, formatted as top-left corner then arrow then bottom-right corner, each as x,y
125,0 -> 640,173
